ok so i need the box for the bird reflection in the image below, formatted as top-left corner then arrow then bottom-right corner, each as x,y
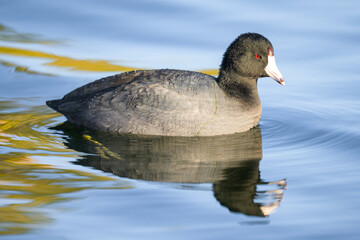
55,123 -> 286,217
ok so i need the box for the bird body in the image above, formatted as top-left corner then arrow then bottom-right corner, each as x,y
47,33 -> 284,136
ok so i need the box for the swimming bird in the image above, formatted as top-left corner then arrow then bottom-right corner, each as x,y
47,33 -> 284,136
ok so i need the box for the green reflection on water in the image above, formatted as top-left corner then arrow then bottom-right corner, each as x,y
0,24 -> 62,45
0,60 -> 54,76
0,99 -> 132,235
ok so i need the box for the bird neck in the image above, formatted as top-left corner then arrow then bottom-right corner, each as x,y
217,69 -> 261,108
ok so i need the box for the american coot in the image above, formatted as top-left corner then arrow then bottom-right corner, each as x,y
47,33 -> 284,136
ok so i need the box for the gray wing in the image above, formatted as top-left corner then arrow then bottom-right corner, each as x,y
48,69 -> 218,135
47,70 -> 147,110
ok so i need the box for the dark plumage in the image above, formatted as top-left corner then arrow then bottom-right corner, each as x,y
47,33 -> 284,136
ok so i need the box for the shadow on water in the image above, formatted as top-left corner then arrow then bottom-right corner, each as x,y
55,122 -> 287,217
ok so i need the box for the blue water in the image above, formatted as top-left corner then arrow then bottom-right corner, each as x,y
1,0 -> 360,239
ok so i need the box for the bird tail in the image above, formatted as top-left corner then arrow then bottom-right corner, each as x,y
46,99 -> 62,112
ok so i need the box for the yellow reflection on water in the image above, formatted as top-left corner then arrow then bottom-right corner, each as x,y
0,46 -> 219,75
0,46 -> 140,72
0,104 -> 68,152
0,24 -> 218,75
0,100 -> 132,235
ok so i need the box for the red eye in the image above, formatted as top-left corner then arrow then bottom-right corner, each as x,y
255,54 -> 262,59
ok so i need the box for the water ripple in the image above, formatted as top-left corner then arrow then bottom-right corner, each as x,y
260,102 -> 360,155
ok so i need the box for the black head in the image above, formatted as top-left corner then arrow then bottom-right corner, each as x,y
219,33 -> 284,85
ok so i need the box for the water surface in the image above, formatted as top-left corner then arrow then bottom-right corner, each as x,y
1,1 -> 360,239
